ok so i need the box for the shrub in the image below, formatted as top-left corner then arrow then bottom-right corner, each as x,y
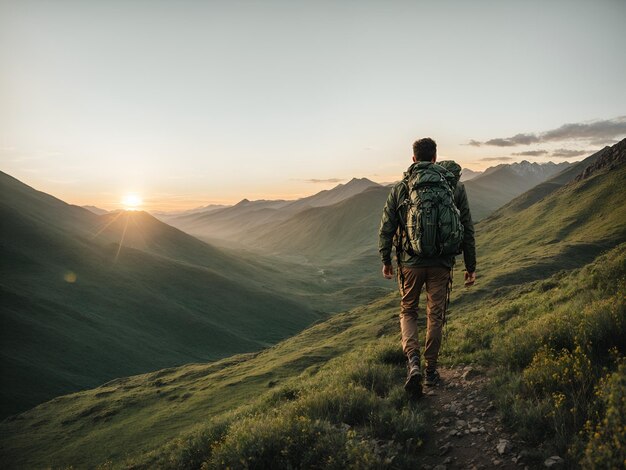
582,362 -> 626,469
204,413 -> 385,469
347,362 -> 397,398
293,384 -> 381,426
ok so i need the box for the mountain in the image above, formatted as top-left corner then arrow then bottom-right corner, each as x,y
159,178 -> 380,242
487,146 -> 609,216
82,205 -> 109,215
460,168 -> 482,181
0,172 -> 322,418
150,204 -> 228,219
284,177 -> 381,210
463,160 -> 572,221
2,139 -> 625,469
241,185 -> 389,261
473,139 -> 626,290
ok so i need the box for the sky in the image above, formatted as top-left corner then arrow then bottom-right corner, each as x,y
1,0 -> 625,211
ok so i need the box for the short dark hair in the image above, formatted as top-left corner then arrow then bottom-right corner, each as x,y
413,138 -> 437,162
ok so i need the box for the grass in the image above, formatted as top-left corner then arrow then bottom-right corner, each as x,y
446,243 -> 626,467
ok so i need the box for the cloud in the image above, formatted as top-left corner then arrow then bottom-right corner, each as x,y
552,149 -> 590,158
469,116 -> 626,147
512,150 -> 549,156
479,157 -> 515,162
305,178 -> 345,184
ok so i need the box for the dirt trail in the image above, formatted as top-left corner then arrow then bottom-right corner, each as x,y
415,366 -> 532,470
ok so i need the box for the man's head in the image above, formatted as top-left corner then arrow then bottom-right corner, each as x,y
412,138 -> 437,162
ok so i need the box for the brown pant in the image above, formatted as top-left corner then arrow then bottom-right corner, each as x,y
398,265 -> 450,370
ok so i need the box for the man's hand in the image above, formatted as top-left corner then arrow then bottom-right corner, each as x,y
464,271 -> 476,287
382,264 -> 394,279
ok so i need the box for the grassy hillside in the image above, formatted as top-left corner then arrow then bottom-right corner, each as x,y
1,244 -> 623,469
471,143 -> 626,293
0,172 -> 325,418
1,140 -> 625,468
244,185 -> 389,261
464,160 -> 571,221
490,146 -> 606,215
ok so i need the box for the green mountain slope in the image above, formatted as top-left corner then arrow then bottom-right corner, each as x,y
2,140 -> 625,469
473,139 -> 626,291
464,160 -> 571,221
245,185 -> 389,261
1,244 -> 623,469
490,146 -> 607,215
0,172 -> 322,418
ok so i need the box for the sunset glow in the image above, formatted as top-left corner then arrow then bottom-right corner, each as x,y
121,194 -> 142,210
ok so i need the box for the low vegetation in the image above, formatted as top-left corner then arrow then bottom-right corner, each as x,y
103,244 -> 624,469
115,338 -> 427,469
446,243 -> 626,467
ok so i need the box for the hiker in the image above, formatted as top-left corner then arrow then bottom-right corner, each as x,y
378,137 -> 476,395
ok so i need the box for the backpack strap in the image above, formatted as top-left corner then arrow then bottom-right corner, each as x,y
394,179 -> 413,259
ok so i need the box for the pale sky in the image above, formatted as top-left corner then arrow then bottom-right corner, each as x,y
1,0 -> 625,210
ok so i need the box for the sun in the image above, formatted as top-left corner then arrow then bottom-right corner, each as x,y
121,193 -> 143,210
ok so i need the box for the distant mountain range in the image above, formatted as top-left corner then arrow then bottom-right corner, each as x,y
460,168 -> 482,181
463,160 -> 572,221
157,177 -> 381,242
82,205 -> 109,215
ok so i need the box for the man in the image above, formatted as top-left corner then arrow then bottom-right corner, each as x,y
378,137 -> 476,394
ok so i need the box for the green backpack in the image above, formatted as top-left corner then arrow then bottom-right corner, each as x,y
401,162 -> 464,257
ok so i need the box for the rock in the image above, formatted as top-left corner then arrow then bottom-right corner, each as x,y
470,427 -> 479,433
544,456 -> 564,467
439,442 -> 452,456
492,458 -> 502,466
486,402 -> 495,411
455,419 -> 467,428
479,426 -> 486,433
444,457 -> 453,464
472,417 -> 480,424
462,367 -> 481,380
497,439 -> 512,455
437,426 -> 448,433
442,417 -> 451,424
433,465 -> 447,470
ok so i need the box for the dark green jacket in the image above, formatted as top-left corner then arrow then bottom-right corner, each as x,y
378,161 -> 476,272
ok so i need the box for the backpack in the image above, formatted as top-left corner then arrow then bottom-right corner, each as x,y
437,160 -> 462,190
400,162 -> 464,258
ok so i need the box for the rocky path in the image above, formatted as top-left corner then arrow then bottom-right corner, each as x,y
414,366 -> 540,470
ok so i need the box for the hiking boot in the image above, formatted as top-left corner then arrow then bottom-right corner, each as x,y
424,368 -> 441,387
404,353 -> 423,396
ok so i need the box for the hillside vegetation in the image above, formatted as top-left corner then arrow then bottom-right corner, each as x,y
0,172 -> 328,418
1,244 -> 623,469
1,140 -> 625,468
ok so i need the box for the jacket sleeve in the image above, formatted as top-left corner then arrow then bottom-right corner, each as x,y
455,183 -> 476,273
378,186 -> 399,265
